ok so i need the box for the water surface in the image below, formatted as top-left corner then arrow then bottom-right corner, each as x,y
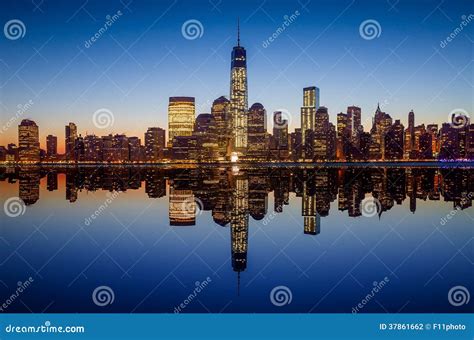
0,165 -> 472,313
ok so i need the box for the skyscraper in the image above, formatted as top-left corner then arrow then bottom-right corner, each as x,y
145,127 -> 166,161
168,97 -> 195,147
128,137 -> 142,162
301,86 -> 319,159
272,111 -> 289,159
337,112 -> 349,160
371,104 -> 392,160
113,134 -> 129,161
18,119 -> 40,162
384,119 -> 404,160
65,122 -> 77,161
211,96 -> 232,160
347,106 -> 361,145
46,135 -> 57,156
405,110 -> 415,157
314,106 -> 330,160
246,103 -> 267,160
84,134 -> 102,162
194,113 -> 218,161
230,21 -> 248,154
426,124 -> 439,157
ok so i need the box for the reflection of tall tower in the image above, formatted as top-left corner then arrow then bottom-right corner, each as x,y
47,171 -> 58,191
302,179 -> 320,235
65,170 -> 78,203
145,169 -> 166,198
230,175 -> 249,294
169,185 -> 196,226
19,171 -> 40,205
230,20 -> 248,154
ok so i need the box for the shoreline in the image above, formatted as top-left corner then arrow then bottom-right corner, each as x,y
1,160 -> 473,168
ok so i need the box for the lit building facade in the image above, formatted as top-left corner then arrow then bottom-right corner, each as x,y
230,23 -> 248,154
405,110 -> 415,157
65,122 -> 77,161
194,113 -> 219,161
46,135 -> 57,156
145,127 -> 166,161
371,104 -> 392,160
272,111 -> 289,159
314,106 -> 329,160
247,103 -> 267,160
347,106 -> 362,146
301,86 -> 319,159
211,96 -> 232,160
168,97 -> 195,147
128,137 -> 142,162
384,119 -> 404,160
18,119 -> 40,162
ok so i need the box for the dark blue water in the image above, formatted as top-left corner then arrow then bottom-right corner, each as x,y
0,166 -> 472,313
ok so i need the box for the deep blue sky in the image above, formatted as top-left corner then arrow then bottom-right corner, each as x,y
0,0 -> 472,150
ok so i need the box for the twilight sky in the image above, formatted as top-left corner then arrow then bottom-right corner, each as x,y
0,0 -> 472,151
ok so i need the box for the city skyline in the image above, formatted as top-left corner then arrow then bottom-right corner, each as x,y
2,20 -> 473,163
1,0 -> 472,152
2,99 -> 473,163
1,0 -> 473,330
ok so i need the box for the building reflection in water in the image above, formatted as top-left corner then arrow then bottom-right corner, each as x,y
2,166 -> 472,282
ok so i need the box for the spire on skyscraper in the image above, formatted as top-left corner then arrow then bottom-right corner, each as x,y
237,18 -> 240,47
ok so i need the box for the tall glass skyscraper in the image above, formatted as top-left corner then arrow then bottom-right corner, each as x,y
230,21 -> 248,154
18,119 -> 40,162
168,96 -> 195,147
65,122 -> 77,161
300,86 -> 320,158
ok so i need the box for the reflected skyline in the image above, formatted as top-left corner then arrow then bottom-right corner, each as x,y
3,165 -> 473,279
